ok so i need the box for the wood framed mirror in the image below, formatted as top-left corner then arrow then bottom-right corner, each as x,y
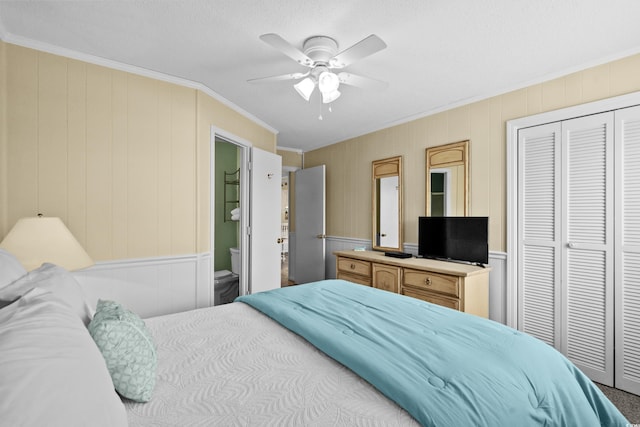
426,140 -> 468,216
372,156 -> 403,252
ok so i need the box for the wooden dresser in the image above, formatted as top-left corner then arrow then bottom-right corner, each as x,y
334,250 -> 490,318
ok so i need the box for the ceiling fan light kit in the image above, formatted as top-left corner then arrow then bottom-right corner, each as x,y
294,77 -> 315,101
250,33 -> 387,107
318,71 -> 339,93
321,88 -> 341,104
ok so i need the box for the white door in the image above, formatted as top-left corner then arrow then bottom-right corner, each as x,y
517,122 -> 562,348
561,113 -> 614,386
294,165 -> 326,284
615,105 -> 640,395
250,148 -> 282,294
517,113 -> 615,386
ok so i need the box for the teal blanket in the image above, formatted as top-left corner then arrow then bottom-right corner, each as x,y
237,280 -> 628,426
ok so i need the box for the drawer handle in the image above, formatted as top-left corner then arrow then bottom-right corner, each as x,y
424,277 -> 432,286
350,263 -> 356,270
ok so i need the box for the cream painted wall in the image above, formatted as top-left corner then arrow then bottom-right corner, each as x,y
305,53 -> 640,253
277,149 -> 302,169
195,90 -> 276,253
0,41 -> 276,261
0,40 -> 7,234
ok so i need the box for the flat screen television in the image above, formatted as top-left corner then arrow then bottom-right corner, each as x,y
418,216 -> 489,265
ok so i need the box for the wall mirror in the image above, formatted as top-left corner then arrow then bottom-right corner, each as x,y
426,140 -> 468,216
372,156 -> 403,252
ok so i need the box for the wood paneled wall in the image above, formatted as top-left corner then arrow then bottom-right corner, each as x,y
1,42 -> 276,261
305,54 -> 640,252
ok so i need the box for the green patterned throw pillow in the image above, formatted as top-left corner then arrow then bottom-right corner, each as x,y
88,300 -> 157,402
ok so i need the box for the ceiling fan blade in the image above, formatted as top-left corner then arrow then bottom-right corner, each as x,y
248,72 -> 309,84
338,72 -> 388,90
259,33 -> 314,67
330,34 -> 387,68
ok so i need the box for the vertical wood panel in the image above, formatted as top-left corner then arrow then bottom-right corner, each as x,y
541,78 -> 566,112
6,45 -> 38,223
0,41 -> 6,236
582,65 -> 611,103
86,64 -> 113,259
526,84 -> 543,116
112,70 -> 129,259
611,55 -> 640,96
171,86 -> 197,254
38,52 -> 68,218
128,75 -> 159,258
469,100 -> 491,219
157,82 -> 173,255
67,59 -> 87,244
564,73 -> 583,105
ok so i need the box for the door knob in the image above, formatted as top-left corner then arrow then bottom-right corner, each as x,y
316,234 -> 326,239
277,237 -> 283,244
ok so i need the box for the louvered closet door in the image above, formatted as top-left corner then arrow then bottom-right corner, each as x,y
561,113 -> 614,386
615,105 -> 640,395
517,123 -> 562,348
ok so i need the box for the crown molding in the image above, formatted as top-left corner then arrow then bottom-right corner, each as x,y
0,32 -> 279,136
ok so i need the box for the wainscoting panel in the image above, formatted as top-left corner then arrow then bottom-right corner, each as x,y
325,236 -> 508,324
74,253 -> 211,319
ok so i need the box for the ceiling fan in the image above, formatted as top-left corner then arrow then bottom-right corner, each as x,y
248,33 -> 388,104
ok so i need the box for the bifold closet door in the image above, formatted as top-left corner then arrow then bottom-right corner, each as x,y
561,113 -> 614,386
615,105 -> 640,395
517,122 -> 562,349
517,112 -> 615,386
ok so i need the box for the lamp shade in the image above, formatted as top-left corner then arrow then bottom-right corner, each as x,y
322,89 -> 341,104
0,216 -> 94,271
318,71 -> 340,93
294,77 -> 315,101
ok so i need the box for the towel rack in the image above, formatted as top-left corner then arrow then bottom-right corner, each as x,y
224,168 -> 240,222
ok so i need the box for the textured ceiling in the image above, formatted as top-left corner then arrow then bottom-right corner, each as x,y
1,0 -> 640,152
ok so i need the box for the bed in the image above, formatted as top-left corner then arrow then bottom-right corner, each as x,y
0,249 -> 629,426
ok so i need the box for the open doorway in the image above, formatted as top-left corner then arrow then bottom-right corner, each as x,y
211,127 -> 283,300
281,173 -> 290,286
210,128 -> 251,304
281,166 -> 299,286
212,137 -> 242,305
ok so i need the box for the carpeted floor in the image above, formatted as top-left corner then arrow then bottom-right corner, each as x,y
596,383 -> 640,423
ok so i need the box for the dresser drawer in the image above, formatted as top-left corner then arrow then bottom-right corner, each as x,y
337,272 -> 372,286
403,269 -> 460,297
402,287 -> 460,310
372,263 -> 400,293
337,257 -> 371,277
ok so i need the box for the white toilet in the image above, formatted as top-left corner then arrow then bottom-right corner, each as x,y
213,247 -> 240,305
229,247 -> 240,275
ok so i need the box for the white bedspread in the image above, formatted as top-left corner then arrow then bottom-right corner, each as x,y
125,302 -> 419,426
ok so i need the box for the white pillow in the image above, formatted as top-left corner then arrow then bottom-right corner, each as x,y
0,249 -> 27,289
0,287 -> 128,427
0,263 -> 93,325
